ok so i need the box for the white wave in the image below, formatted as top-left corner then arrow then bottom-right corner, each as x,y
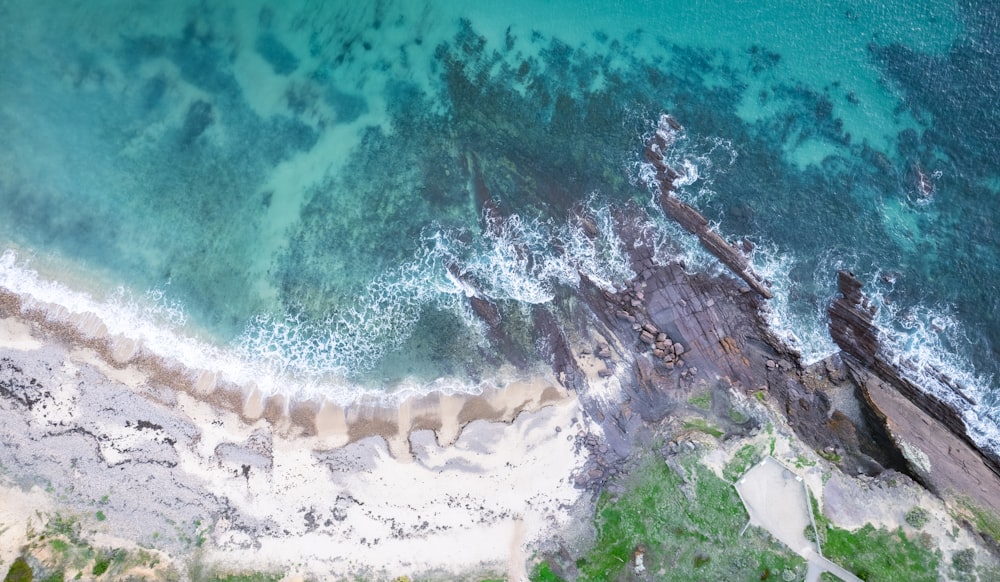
630,118 -> 737,208
744,243 -> 838,365
870,293 -> 999,448
238,201 -> 637,387
0,248 -> 251,388
1,194 -> 641,405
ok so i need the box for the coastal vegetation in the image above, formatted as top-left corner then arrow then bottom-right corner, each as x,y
527,408 -> 999,582
532,453 -> 804,581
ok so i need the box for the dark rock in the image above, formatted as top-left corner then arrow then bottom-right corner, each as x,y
828,270 -> 1000,515
469,296 -> 502,329
580,217 -> 599,238
644,114 -> 772,299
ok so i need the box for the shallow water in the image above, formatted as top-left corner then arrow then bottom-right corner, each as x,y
1,1 -> 997,440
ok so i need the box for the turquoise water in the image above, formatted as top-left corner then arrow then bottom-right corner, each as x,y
1,1 -> 997,439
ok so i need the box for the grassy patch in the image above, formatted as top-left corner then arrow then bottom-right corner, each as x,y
728,407 -> 749,424
682,418 -> 724,438
688,391 -> 712,410
794,455 -> 816,469
953,497 -> 1000,543
572,456 -> 803,581
3,557 -> 33,582
92,557 -> 110,577
905,507 -> 928,529
17,513 -> 176,581
818,449 -> 842,463
723,444 -> 760,482
529,561 -> 566,582
823,524 -> 939,581
811,493 -> 940,581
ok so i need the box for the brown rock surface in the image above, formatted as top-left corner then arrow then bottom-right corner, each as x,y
828,270 -> 1000,517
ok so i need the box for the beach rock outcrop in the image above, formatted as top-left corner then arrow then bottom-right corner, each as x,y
828,270 -> 1000,517
644,114 -> 773,299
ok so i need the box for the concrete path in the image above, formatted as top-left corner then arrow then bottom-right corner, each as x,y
735,457 -> 863,582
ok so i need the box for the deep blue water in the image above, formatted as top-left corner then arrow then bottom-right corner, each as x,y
0,1 -> 997,440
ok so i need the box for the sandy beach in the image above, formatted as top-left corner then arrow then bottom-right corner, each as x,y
0,293 -> 598,580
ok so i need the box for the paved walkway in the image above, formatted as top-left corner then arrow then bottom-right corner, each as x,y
735,457 -> 862,582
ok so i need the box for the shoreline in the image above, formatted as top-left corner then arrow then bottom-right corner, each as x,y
4,191 -> 1000,579
0,282 -> 598,579
0,284 -> 571,451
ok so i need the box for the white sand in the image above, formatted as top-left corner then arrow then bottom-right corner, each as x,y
0,482 -> 53,568
0,302 -> 593,580
0,317 -> 42,351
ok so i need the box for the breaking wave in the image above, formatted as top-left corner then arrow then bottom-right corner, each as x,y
236,200 -> 636,385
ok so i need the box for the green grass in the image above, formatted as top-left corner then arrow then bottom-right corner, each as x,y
570,456 -> 804,581
794,455 -> 816,469
49,540 -> 69,554
16,514 -> 177,582
43,515 -> 82,544
94,511 -> 105,522
688,391 -> 712,409
823,524 -> 939,581
954,497 -> 1000,544
529,562 -> 566,582
682,418 -> 724,438
904,507 -> 928,529
3,557 -> 33,582
723,444 -> 760,482
810,491 -> 940,581
818,449 -> 842,463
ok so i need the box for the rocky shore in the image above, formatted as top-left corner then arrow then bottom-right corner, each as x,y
2,114 -> 1000,580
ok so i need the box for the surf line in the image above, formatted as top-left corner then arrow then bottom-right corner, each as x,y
644,114 -> 773,300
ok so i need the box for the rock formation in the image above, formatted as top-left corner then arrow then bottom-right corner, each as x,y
644,114 -> 773,299
828,270 -> 1000,518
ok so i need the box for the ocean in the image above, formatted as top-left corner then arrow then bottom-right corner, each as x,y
1,1 -> 997,443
